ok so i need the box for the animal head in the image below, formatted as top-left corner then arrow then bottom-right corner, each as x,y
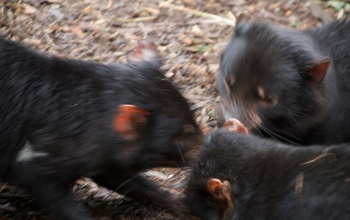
217,22 -> 330,143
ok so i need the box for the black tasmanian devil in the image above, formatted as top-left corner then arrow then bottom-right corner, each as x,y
0,37 -> 203,219
217,19 -> 350,145
184,130 -> 350,220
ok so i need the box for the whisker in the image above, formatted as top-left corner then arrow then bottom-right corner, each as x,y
115,175 -> 139,191
289,115 -> 307,135
295,111 -> 318,122
176,139 -> 186,165
258,126 -> 282,142
259,125 -> 301,146
254,127 -> 265,138
255,116 -> 303,142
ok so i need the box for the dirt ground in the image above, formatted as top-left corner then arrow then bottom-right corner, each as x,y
0,0 -> 348,219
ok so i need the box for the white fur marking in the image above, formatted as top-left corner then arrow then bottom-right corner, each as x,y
257,86 -> 265,99
16,142 -> 49,162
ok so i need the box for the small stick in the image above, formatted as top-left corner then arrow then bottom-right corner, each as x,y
159,1 -> 236,27
114,16 -> 158,23
299,153 -> 337,166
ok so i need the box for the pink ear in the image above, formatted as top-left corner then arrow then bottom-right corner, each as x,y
129,41 -> 159,63
307,59 -> 330,85
112,105 -> 150,141
222,118 -> 249,135
207,178 -> 234,217
236,12 -> 251,27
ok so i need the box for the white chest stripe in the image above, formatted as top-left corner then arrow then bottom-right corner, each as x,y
16,142 -> 49,162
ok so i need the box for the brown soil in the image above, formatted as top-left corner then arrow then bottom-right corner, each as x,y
0,0 -> 347,219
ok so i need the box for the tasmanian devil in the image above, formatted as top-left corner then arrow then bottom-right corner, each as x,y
217,19 -> 350,145
183,129 -> 350,220
0,36 -> 203,219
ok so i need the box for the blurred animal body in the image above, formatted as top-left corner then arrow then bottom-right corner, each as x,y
184,130 -> 350,220
0,37 -> 203,219
218,20 -> 350,145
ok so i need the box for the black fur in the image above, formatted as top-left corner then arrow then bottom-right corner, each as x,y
184,130 -> 350,220
0,36 -> 203,219
217,20 -> 350,145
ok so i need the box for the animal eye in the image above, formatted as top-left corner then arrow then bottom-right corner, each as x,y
265,96 -> 278,107
257,86 -> 278,107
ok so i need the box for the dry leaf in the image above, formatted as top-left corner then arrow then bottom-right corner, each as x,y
165,71 -> 174,78
21,3 -> 37,15
48,4 -> 64,19
22,38 -> 42,46
208,64 -> 219,73
83,5 -> 92,14
183,37 -> 192,46
72,27 -> 85,39
95,19 -> 106,25
42,0 -> 63,3
285,10 -> 292,16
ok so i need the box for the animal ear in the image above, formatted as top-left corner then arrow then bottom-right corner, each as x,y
222,118 -> 249,135
306,59 -> 330,85
236,12 -> 251,27
207,178 -> 232,201
128,41 -> 161,68
234,13 -> 252,37
207,178 -> 234,218
112,105 -> 151,141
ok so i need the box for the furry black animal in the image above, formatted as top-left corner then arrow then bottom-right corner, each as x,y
0,36 -> 203,219
184,130 -> 350,220
218,20 -> 350,145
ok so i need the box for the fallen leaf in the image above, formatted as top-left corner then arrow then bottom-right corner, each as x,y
183,37 -> 192,46
41,0 -> 63,3
165,71 -> 174,78
198,44 -> 208,53
21,3 -> 37,15
72,27 -> 85,39
95,19 -> 106,25
48,4 -> 64,19
83,5 -> 92,14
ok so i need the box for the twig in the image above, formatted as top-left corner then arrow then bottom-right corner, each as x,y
299,153 -> 337,166
114,16 -> 157,23
159,1 -> 236,27
164,59 -> 183,77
